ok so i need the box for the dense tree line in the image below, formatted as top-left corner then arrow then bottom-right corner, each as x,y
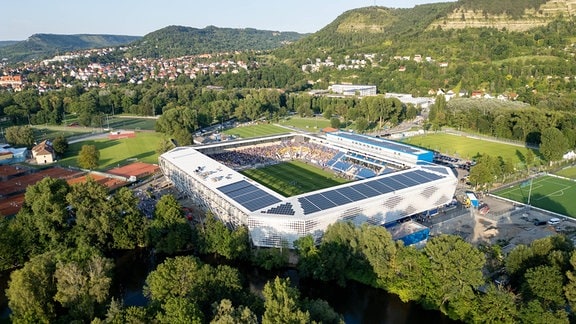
0,176 -> 343,323
4,172 -> 576,322
294,222 -> 575,323
428,97 -> 576,152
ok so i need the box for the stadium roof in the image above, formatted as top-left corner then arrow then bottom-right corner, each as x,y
327,132 -> 425,155
162,145 -> 456,218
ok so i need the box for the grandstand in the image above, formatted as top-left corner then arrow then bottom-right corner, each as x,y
159,132 -> 458,248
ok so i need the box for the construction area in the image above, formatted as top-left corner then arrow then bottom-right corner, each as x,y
428,194 -> 576,253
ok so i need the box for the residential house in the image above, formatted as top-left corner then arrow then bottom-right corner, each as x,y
31,140 -> 55,164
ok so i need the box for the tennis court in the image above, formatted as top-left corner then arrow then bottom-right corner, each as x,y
493,175 -> 576,217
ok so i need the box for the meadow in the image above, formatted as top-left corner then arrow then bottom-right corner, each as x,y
493,175 -> 576,217
402,133 -> 539,167
57,131 -> 163,170
240,160 -> 349,197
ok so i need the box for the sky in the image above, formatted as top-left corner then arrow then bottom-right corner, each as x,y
1,0 -> 455,41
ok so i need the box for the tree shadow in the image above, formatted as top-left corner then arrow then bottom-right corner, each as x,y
515,149 -> 526,165
527,193 -> 569,217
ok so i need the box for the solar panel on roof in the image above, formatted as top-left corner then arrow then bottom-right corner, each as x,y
336,187 -> 367,201
304,193 -> 338,210
352,183 -> 381,198
414,169 -> 443,181
217,180 -> 281,212
218,180 -> 252,194
297,168 -> 449,215
402,172 -> 428,185
264,203 -> 296,215
299,197 -> 321,214
322,190 -> 353,204
393,173 -> 421,187
364,179 -> 395,195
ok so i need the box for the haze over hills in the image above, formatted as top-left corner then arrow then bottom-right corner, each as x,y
0,26 -> 307,63
127,25 -> 307,58
0,34 -> 141,63
0,41 -> 19,48
1,0 -> 575,64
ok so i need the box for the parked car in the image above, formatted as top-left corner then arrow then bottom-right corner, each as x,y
547,218 -> 561,225
534,219 -> 547,226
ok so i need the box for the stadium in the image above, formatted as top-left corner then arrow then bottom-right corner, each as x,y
159,131 -> 458,248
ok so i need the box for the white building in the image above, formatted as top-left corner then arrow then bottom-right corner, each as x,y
159,134 -> 457,248
329,84 -> 377,96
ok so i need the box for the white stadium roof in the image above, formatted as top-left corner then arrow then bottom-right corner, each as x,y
161,146 -> 455,218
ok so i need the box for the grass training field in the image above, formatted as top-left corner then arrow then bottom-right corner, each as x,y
223,124 -> 289,139
555,165 -> 576,180
493,175 -> 576,217
240,160 -> 349,197
277,116 -> 332,132
403,133 -> 538,166
30,116 -> 157,143
58,132 -> 163,170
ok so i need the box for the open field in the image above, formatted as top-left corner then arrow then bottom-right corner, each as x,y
223,124 -> 290,139
57,132 -> 163,170
109,116 -> 157,130
277,116 -> 332,132
494,55 -> 562,64
492,175 -> 576,217
29,116 -> 157,143
555,165 -> 576,180
240,160 -> 349,197
402,133 -> 538,166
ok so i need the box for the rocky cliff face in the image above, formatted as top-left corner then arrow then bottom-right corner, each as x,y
429,0 -> 576,31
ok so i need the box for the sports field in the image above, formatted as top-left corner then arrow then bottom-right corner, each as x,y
240,160 -> 349,197
223,124 -> 289,139
58,132 -> 163,170
555,165 -> 576,180
277,116 -> 332,132
493,175 -> 576,217
403,133 -> 538,166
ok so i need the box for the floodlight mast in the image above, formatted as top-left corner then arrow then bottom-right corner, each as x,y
527,174 -> 534,209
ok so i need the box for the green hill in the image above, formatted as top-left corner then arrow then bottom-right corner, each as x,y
274,3 -> 454,59
276,0 -> 576,60
0,34 -> 141,63
0,41 -> 19,48
429,0 -> 576,31
127,25 -> 307,58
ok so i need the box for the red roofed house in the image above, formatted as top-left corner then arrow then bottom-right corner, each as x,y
31,140 -> 55,164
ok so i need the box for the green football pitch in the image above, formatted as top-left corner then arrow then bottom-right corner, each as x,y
493,175 -> 576,217
402,133 -> 538,167
57,132 -> 163,170
240,160 -> 349,197
223,124 -> 290,139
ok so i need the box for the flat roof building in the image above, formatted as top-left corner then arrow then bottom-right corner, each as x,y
329,84 -> 377,96
159,133 -> 457,248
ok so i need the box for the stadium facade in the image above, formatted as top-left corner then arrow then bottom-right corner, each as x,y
159,132 -> 458,248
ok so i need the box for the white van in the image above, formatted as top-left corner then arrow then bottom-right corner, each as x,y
547,218 -> 561,225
